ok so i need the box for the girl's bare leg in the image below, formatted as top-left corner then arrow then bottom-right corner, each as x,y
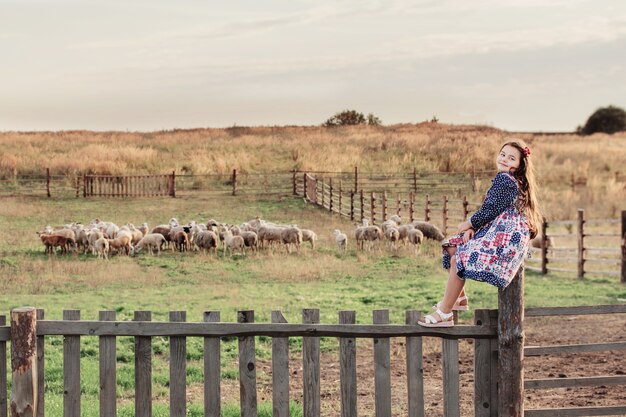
439,253 -> 465,314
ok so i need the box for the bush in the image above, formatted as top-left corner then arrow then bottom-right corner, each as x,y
323,110 -> 381,127
580,105 -> 626,135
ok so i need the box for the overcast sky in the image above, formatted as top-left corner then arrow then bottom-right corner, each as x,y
1,0 -> 625,131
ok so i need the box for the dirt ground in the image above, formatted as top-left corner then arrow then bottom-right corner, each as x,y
205,315 -> 626,416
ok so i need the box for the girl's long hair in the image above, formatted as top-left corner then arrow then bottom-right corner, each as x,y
501,140 -> 542,239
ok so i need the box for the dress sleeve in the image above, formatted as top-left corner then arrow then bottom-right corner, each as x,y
470,173 -> 519,230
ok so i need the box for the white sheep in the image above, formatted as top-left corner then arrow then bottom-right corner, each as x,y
280,227 -> 303,254
223,230 -> 245,257
407,229 -> 424,256
384,227 -> 400,249
333,229 -> 348,254
94,237 -> 109,260
194,230 -> 219,256
300,229 -> 317,250
132,233 -> 166,256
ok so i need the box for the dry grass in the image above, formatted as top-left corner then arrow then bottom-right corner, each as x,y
1,124 -> 625,219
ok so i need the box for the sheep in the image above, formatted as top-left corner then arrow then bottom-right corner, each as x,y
389,214 -> 402,224
333,229 -> 348,254
240,231 -> 259,253
407,229 -> 424,255
531,236 -> 556,255
223,230 -> 245,257
107,234 -> 132,256
397,224 -> 415,246
132,233 -> 166,256
151,225 -> 172,246
280,227 -> 303,254
356,226 -> 383,251
300,229 -> 317,250
75,227 -> 90,254
193,230 -> 219,256
94,237 -> 109,260
87,228 -> 104,255
173,230 -> 190,252
138,222 -> 150,237
411,221 -> 445,241
257,225 -> 284,249
49,228 -> 76,252
384,227 -> 400,249
38,233 -> 70,255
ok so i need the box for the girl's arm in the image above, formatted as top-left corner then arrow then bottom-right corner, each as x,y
469,173 -> 518,230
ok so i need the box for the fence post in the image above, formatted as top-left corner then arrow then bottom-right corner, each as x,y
350,190 -> 354,221
99,311 -> 116,417
541,218 -> 548,275
382,191 -> 387,221
75,175 -> 79,198
373,310 -> 392,417
292,170 -> 297,195
46,168 -> 51,198
371,192 -> 376,225
339,311 -> 357,417
271,311 -> 289,417
238,310 -> 257,417
134,311 -> 152,417
354,166 -> 358,193
621,210 -> 626,283
321,178 -> 325,208
10,307 -> 38,417
303,309 -> 320,417
170,171 -> 176,198
83,175 -> 86,198
474,309 -> 497,417
413,167 -> 417,192
360,190 -> 364,223
424,194 -> 430,222
498,268 -> 524,417
303,173 -> 308,202
443,195 -> 449,236
578,209 -> 585,279
232,169 -> 237,196
409,192 -> 414,223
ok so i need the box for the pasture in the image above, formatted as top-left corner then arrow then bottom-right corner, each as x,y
1,191 -> 625,416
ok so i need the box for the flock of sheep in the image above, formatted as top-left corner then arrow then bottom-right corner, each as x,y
36,214 -> 447,259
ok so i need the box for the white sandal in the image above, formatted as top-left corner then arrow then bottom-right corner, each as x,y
434,295 -> 469,312
418,308 -> 454,327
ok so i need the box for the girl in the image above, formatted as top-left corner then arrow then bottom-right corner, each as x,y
419,140 -> 541,327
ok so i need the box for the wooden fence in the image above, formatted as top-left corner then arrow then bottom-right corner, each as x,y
83,173 -> 176,197
523,304 -> 626,417
526,209 -> 626,282
297,172 -> 480,236
1,272 -> 528,417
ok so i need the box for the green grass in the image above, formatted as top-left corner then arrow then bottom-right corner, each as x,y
1,194 -> 624,416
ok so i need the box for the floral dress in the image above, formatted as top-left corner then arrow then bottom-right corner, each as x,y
442,172 -> 530,289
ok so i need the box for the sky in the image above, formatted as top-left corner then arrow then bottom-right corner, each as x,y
1,0 -> 625,132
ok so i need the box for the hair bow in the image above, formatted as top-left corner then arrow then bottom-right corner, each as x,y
523,146 -> 531,157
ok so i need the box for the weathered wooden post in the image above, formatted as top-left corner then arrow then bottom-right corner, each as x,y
382,191 -> 387,221
82,175 -> 87,198
360,190 -> 365,223
354,166 -> 358,193
413,167 -> 417,192
271,311 -> 289,417
409,192 -> 415,223
371,192 -> 377,225
350,190 -> 355,221
396,194 -> 401,217
578,209 -> 585,279
303,309 -> 320,417
541,218 -> 548,275
424,194 -> 430,222
474,309 -> 498,417
75,175 -> 79,198
338,180 -> 343,216
238,310 -> 257,417
292,170 -> 297,195
303,173 -> 308,202
621,210 -> 626,283
339,311 -> 357,417
10,307 -> 37,417
170,171 -> 176,198
1,314 -> 6,417
498,268 -> 524,417
321,178 -> 325,208
46,168 -> 51,198
232,169 -> 237,196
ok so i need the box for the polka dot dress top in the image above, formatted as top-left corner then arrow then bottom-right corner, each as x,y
442,172 -> 530,289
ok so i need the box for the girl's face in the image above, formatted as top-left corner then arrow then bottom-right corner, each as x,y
496,145 -> 522,173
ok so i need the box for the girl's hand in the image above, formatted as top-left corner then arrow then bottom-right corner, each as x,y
463,228 -> 475,243
457,221 -> 472,233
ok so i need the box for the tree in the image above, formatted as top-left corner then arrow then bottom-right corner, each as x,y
323,110 -> 382,127
580,105 -> 626,135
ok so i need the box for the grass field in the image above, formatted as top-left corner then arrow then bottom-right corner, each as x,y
1,191 -> 625,416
